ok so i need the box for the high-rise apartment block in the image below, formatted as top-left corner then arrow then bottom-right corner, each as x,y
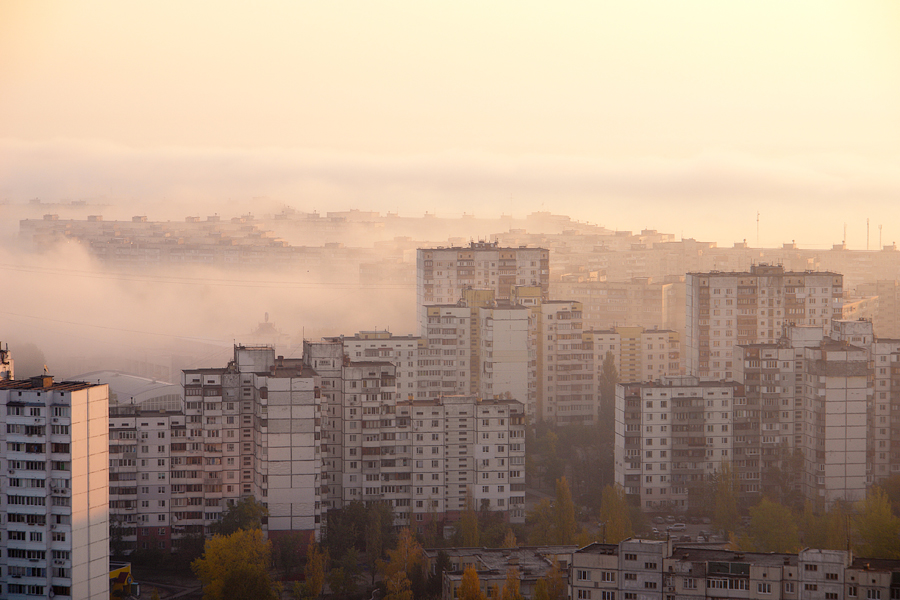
617,323 -> 876,512
585,326 -> 682,383
302,341 -> 527,528
554,276 -> 684,333
1,375 -> 109,600
685,264 -> 843,380
416,242 -> 549,328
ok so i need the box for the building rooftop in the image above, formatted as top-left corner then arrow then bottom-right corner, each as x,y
0,375 -> 102,392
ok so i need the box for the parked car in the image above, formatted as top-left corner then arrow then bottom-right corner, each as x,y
665,515 -> 676,523
679,535 -> 692,542
668,523 -> 686,532
689,516 -> 700,524
651,527 -> 660,536
653,516 -> 665,524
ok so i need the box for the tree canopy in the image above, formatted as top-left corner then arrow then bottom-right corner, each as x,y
212,495 -> 268,536
191,529 -> 278,600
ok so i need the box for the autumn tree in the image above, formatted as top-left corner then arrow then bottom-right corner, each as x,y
501,529 -> 517,548
191,529 -> 278,600
301,541 -> 328,599
554,476 -> 578,545
457,487 -> 481,547
500,568 -> 523,600
380,527 -> 425,600
741,498 -> 799,553
598,484 -> 633,543
273,532 -> 308,579
854,488 -> 900,558
877,474 -> 900,516
458,565 -> 486,600
213,495 -> 268,535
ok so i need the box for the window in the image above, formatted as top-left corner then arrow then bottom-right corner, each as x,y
868,591 -> 882,600
577,591 -> 592,599
785,582 -> 795,593
600,571 -> 615,582
644,581 -> 657,589
758,582 -> 771,594
684,578 -> 696,589
600,593 -> 615,600
577,570 -> 591,581
848,586 -> 857,597
624,573 -> 637,581
826,573 -> 839,580
805,584 -> 818,591
644,562 -> 657,570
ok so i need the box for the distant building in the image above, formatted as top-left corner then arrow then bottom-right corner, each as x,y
685,264 -> 843,380
0,341 -> 12,380
585,326 -> 682,383
416,242 -> 549,329
0,375 -> 110,600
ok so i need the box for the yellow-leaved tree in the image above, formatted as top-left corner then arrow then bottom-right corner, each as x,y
191,529 -> 278,600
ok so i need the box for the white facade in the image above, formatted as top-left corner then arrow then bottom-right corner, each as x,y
1,376 -> 109,600
685,264 -> 843,380
416,242 -> 549,330
477,303 -> 532,417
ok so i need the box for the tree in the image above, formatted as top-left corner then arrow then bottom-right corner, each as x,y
327,547 -> 360,598
273,532 -> 308,579
543,561 -> 567,600
854,488 -> 900,558
533,578 -> 550,600
876,475 -> 900,516
191,529 -> 278,600
554,477 -> 578,545
427,550 -> 450,599
302,541 -> 328,599
213,495 -> 268,535
457,487 -> 480,547
598,484 -> 633,543
501,529 -> 517,548
366,502 -> 396,584
742,498 -> 799,552
379,527 -> 425,600
500,568 -> 523,600
713,462 -> 739,536
527,499 -> 556,545
458,565 -> 485,600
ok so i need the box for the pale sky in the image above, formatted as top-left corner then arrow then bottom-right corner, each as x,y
1,1 -> 899,246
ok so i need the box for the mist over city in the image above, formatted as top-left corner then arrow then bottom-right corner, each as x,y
2,2 -> 900,600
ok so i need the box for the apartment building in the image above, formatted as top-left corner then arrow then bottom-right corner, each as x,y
179,347 -> 323,539
585,327 -> 682,384
615,377 -> 740,511
1,342 -> 12,380
685,264 -> 843,380
476,301 -> 533,417
553,276 -> 684,334
416,241 -> 549,328
0,375 -> 109,600
302,340 -> 527,527
535,300 -> 594,425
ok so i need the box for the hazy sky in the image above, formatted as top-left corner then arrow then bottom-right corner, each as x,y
2,1 -> 899,246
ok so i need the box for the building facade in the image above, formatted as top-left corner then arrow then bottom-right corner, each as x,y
1,375 -> 109,600
685,264 -> 843,380
416,242 -> 549,328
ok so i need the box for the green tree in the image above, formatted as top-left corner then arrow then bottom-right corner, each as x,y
213,495 -> 268,535
544,561 -> 567,600
598,484 -> 633,543
742,498 -> 799,552
191,529 -> 278,600
457,487 -> 480,547
854,488 -> 900,558
327,547 -> 360,598
527,499 -> 556,545
713,462 -> 739,536
458,565 -> 485,600
273,532 -> 308,579
366,502 -> 396,584
533,578 -> 550,600
554,477 -> 578,545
